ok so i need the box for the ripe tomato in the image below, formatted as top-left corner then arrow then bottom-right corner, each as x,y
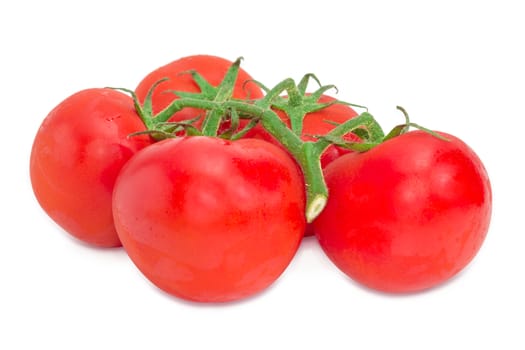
30,89 -> 151,247
112,136 -> 306,302
134,54 -> 264,124
313,130 -> 492,293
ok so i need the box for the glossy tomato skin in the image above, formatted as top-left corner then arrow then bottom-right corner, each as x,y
313,130 -> 492,293
135,54 -> 264,123
113,136 -> 306,302
30,89 -> 151,247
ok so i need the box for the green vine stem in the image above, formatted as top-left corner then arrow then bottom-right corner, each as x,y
114,59 -> 386,222
148,95 -> 384,222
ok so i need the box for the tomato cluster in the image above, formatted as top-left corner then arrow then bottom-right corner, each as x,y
30,55 -> 492,302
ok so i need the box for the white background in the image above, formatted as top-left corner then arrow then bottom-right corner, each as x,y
2,0 -> 524,349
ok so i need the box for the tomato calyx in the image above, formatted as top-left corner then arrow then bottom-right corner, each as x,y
111,57 -> 258,140
388,106 -> 448,142
216,107 -> 262,141
252,73 -> 367,137
317,106 -> 448,152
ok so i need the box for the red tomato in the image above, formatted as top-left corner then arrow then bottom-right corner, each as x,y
30,89 -> 151,247
112,136 -> 306,302
313,130 -> 492,293
135,54 -> 264,124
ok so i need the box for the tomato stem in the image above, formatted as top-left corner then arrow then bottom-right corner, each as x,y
119,60 -> 387,222
139,100 -> 383,223
150,95 -> 328,221
312,111 -> 385,153
300,142 -> 328,222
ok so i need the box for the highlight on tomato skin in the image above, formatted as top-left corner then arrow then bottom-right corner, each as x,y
112,136 -> 307,302
30,88 -> 152,247
312,130 -> 492,293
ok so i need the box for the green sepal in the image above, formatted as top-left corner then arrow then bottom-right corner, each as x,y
179,69 -> 217,97
318,134 -> 378,152
383,124 -> 408,142
201,57 -> 243,136
230,117 -> 261,141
